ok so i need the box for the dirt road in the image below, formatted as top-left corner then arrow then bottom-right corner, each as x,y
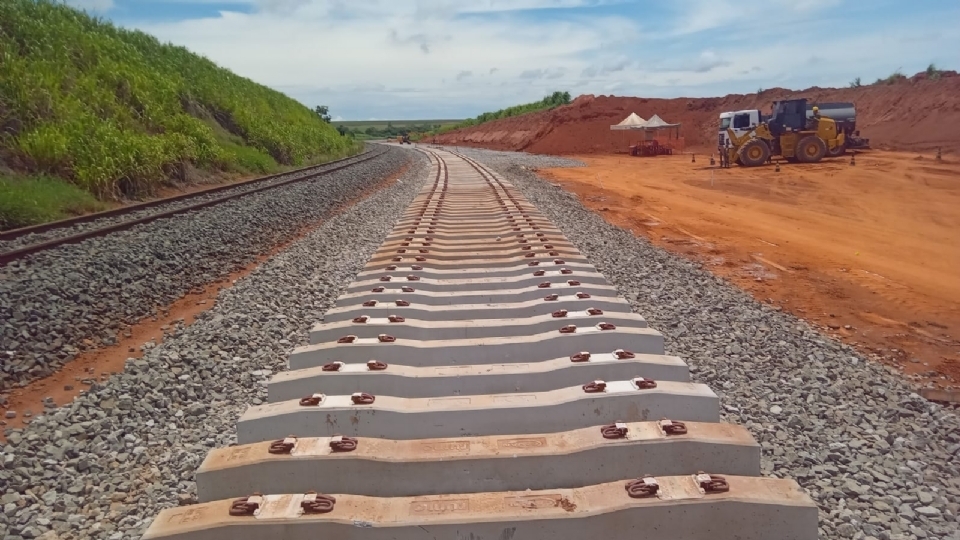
540,150 -> 960,389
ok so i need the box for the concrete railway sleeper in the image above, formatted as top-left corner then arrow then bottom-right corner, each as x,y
141,146 -> 818,539
266,352 -> 690,402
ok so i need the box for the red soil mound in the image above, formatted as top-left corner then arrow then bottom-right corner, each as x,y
431,71 -> 960,155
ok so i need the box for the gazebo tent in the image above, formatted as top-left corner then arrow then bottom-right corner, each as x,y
610,113 -> 647,130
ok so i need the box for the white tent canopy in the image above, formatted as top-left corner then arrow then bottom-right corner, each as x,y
641,114 -> 681,129
610,112 -> 647,130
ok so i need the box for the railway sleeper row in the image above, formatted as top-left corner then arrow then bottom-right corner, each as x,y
141,148 -> 818,539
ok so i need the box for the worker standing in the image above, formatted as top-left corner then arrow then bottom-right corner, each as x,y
806,106 -> 821,130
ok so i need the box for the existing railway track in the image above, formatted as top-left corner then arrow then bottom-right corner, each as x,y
0,149 -> 386,266
140,147 -> 818,539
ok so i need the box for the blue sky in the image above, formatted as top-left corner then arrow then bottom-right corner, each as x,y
68,0 -> 959,120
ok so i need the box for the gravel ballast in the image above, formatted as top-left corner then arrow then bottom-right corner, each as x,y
2,145 -> 957,540
447,145 -> 960,540
0,150 -> 430,540
0,150 -> 385,255
0,147 -> 408,392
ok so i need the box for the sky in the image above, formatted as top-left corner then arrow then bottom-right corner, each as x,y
67,0 -> 959,120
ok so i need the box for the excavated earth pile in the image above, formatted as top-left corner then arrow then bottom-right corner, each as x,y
432,72 -> 960,155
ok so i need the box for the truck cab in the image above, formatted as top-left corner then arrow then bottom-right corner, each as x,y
718,109 -> 762,149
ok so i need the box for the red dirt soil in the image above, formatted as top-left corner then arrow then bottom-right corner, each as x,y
431,71 -> 960,155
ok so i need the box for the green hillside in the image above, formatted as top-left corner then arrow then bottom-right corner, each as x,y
0,0 -> 359,228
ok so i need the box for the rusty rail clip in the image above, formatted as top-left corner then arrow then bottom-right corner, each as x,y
601,422 -> 628,439
392,256 -> 402,262
386,265 -> 397,271
388,315 -> 405,323
367,360 -> 388,370
329,436 -> 358,452
352,316 -> 369,323
299,394 -> 325,406
362,300 -> 378,307
321,362 -> 343,372
406,275 -> 420,281
229,494 -> 263,516
411,265 -> 423,271
544,294 -> 559,301
598,322 -> 617,330
533,270 -> 546,276
301,492 -> 337,514
576,292 -> 591,299
400,242 -> 410,247
587,308 -> 603,316
401,286 -> 415,293
614,349 -> 635,359
268,436 -> 296,454
524,253 -> 535,258
528,261 -> 540,266
395,300 -> 410,307
625,477 -> 660,498
559,325 -> 577,334
582,380 -> 606,393
553,258 -> 565,264
371,287 -> 385,293
397,249 -> 406,254
633,377 -> 657,389
538,282 -> 552,289
552,309 -> 568,318
567,280 -> 581,286
379,276 -> 392,282
337,335 -> 357,344
415,256 -> 427,262
696,472 -> 730,493
351,392 -> 376,405
544,244 -> 555,249
570,352 -> 591,362
659,419 -> 688,435
378,334 -> 396,343
560,268 -> 573,274
521,245 -> 532,251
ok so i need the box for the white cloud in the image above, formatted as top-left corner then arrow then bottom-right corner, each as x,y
123,0 -> 960,119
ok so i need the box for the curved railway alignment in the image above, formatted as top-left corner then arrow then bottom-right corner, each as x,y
140,147 -> 818,540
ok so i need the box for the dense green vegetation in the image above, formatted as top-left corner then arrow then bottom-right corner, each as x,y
335,120 -> 463,140
433,91 -> 572,135
0,0 -> 359,228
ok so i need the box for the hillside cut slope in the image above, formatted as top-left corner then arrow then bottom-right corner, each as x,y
431,73 -> 960,156
0,0 -> 354,205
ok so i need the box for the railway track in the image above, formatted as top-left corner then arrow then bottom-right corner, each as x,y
140,147 -> 818,539
0,148 -> 385,265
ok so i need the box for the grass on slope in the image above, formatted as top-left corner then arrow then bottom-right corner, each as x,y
433,91 -> 572,135
0,174 -> 106,230
0,0 -> 359,226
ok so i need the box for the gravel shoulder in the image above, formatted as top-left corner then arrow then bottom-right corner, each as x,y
448,145 -> 960,540
0,149 -> 430,540
0,147 -> 408,392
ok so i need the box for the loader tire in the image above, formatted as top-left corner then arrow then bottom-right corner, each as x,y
826,141 -> 846,158
736,139 -> 770,167
796,136 -> 827,163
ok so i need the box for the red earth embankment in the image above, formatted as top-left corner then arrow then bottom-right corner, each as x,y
430,72 -> 960,155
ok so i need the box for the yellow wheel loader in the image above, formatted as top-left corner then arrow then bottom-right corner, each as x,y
722,99 -> 845,167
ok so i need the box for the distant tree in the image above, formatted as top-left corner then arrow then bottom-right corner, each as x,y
314,105 -> 331,123
849,77 -> 861,88
336,125 -> 346,136
926,63 -> 942,80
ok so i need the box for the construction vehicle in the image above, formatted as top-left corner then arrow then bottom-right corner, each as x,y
396,134 -> 411,144
718,98 -> 845,167
718,100 -> 868,163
